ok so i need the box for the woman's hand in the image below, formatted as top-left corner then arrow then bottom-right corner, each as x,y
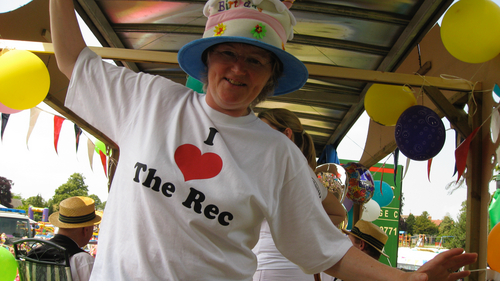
410,248 -> 478,281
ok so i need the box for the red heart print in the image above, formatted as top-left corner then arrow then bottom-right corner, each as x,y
174,144 -> 223,181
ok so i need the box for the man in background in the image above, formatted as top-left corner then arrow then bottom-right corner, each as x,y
28,196 -> 101,281
321,220 -> 389,281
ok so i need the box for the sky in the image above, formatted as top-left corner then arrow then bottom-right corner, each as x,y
1,1 -> 499,221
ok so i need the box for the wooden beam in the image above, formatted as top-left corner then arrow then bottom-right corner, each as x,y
422,85 -> 472,138
306,64 -> 478,92
0,39 -> 478,92
0,39 -> 179,64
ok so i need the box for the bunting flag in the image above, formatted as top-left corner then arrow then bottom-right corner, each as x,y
455,126 -> 480,183
74,124 -> 82,152
26,107 -> 42,149
317,144 -> 340,165
53,115 -> 65,154
87,138 -> 95,171
403,157 -> 411,180
427,158 -> 433,182
1,113 -> 10,141
99,150 -> 107,176
452,132 -> 465,177
393,148 -> 399,187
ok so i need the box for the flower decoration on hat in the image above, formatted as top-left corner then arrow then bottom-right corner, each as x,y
214,23 -> 226,36
252,23 -> 267,39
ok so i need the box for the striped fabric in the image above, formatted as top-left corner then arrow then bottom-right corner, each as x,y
17,260 -> 73,281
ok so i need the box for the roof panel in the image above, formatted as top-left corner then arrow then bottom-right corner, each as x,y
0,0 -> 451,158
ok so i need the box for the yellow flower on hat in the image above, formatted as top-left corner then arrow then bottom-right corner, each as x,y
214,23 -> 226,36
251,23 -> 267,39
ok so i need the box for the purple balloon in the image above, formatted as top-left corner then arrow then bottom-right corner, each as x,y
343,197 -> 353,212
395,105 -> 445,161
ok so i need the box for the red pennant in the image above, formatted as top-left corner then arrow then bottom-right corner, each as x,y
455,127 -> 480,183
53,116 -> 65,154
427,158 -> 432,182
99,150 -> 107,176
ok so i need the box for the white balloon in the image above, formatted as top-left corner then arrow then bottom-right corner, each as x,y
361,200 -> 381,222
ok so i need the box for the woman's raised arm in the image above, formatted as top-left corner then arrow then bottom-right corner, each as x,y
49,0 -> 87,79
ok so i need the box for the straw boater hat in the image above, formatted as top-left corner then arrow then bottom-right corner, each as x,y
49,196 -> 102,228
177,0 -> 308,96
342,220 -> 389,258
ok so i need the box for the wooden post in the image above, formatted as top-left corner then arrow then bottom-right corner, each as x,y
465,92 -> 487,281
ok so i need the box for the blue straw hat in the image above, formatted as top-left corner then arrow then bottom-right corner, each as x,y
177,0 -> 308,96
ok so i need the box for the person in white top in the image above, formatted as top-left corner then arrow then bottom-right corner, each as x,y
253,108 -> 346,281
28,197 -> 101,281
49,0 -> 477,279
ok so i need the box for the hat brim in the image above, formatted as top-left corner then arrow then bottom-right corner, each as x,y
342,229 -> 390,258
177,36 -> 308,96
49,212 -> 102,229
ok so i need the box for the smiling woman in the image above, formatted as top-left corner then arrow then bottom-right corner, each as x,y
0,0 -> 33,13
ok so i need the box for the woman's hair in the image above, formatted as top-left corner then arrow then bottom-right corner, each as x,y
201,43 -> 284,106
258,108 -> 317,170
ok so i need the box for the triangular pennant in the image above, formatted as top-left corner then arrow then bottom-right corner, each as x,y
87,139 -> 94,171
393,148 -> 399,187
452,132 -> 465,177
26,107 -> 42,149
99,150 -> 107,176
455,127 -> 480,183
74,124 -> 82,153
403,157 -> 411,180
427,158 -> 433,182
53,116 -> 65,154
1,113 -> 10,141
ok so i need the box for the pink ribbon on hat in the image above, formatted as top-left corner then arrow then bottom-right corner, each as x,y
206,9 -> 287,44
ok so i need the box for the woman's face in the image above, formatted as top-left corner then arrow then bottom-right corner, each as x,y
205,43 -> 273,117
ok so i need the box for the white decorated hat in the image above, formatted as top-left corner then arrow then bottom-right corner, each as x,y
178,0 -> 308,96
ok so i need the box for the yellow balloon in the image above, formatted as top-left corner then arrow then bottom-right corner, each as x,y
0,49 -> 50,110
441,0 -> 500,63
364,84 -> 416,126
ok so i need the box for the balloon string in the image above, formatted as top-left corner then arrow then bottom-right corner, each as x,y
467,269 -> 488,272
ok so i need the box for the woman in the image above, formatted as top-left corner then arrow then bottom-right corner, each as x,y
253,108 -> 346,280
49,0 -> 476,279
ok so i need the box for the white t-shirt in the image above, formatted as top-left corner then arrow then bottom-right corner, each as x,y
70,252 -> 94,281
66,47 -> 352,281
252,170 -> 331,273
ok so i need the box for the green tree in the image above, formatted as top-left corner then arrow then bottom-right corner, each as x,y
406,213 -> 416,235
88,194 -> 105,210
414,211 -> 439,235
48,173 -> 89,213
444,201 -> 467,249
0,176 -> 14,208
439,215 -> 454,236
